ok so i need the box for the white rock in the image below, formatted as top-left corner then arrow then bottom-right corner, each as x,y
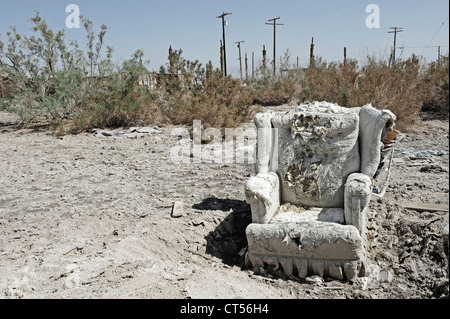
379,269 -> 393,283
442,224 -> 449,237
171,201 -> 184,218
305,275 -> 324,285
359,264 -> 381,290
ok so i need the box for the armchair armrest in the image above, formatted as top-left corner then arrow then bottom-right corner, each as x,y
359,104 -> 397,178
344,173 -> 372,236
245,172 -> 280,224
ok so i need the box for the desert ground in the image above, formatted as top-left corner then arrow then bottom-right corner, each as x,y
0,106 -> 448,300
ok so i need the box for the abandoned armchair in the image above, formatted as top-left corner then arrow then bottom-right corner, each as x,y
244,102 -> 398,281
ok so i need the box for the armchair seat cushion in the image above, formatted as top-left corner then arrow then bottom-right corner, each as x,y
270,205 -> 345,224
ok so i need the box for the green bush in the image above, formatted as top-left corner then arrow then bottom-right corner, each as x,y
0,13 -> 163,133
0,13 -> 111,121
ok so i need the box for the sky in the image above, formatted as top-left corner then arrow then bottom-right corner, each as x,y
1,0 -> 449,77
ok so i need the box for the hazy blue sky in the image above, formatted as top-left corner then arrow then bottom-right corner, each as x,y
1,0 -> 449,76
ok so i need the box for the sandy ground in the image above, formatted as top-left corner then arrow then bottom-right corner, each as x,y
0,107 -> 448,300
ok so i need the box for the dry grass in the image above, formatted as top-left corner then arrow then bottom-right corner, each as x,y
250,54 -> 449,132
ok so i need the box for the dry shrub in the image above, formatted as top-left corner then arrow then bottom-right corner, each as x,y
355,56 -> 425,131
419,55 -> 449,117
67,88 -> 163,134
251,77 -> 300,106
301,58 -> 360,108
160,58 -> 256,129
165,83 -> 255,129
296,55 -> 438,131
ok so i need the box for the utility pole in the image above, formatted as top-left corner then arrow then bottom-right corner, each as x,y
245,53 -> 248,80
344,47 -> 347,67
220,40 -> 224,74
216,12 -> 232,77
168,45 -> 174,75
252,52 -> 255,77
438,46 -> 441,65
388,26 -> 403,66
310,37 -> 315,68
265,17 -> 283,75
235,40 -> 244,80
262,45 -> 267,72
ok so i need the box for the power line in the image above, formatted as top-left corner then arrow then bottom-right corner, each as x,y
399,45 -> 448,49
422,16 -> 449,56
399,45 -> 448,63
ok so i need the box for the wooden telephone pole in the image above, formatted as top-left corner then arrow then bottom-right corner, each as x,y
388,26 -> 403,66
235,40 -> 244,80
252,51 -> 255,77
438,46 -> 441,65
344,47 -> 347,67
220,40 -> 224,74
309,37 -> 315,67
266,17 -> 283,75
216,12 -> 232,76
245,53 -> 248,79
262,45 -> 267,71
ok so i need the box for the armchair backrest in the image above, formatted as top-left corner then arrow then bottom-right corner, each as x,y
253,102 -> 396,208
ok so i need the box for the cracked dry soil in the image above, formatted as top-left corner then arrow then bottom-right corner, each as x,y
0,109 -> 448,299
